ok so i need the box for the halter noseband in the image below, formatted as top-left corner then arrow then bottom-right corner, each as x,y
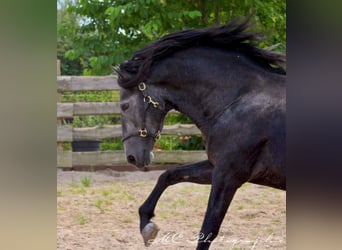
122,82 -> 162,142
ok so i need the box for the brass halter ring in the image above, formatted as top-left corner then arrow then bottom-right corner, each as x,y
138,82 -> 146,91
137,128 -> 161,140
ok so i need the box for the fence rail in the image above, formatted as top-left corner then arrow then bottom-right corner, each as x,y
57,75 -> 206,169
57,76 -> 119,91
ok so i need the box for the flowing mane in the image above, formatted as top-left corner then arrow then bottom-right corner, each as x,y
118,18 -> 286,87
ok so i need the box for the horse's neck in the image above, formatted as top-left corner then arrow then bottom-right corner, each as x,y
165,81 -> 241,134
155,49 -> 278,133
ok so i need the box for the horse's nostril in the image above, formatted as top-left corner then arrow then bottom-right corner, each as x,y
127,155 -> 136,164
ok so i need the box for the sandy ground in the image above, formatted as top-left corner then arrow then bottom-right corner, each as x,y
57,169 -> 286,250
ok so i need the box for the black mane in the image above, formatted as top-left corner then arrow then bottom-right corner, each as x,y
118,18 -> 286,87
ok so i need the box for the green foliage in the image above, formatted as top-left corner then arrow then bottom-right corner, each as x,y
252,0 -> 286,51
164,113 -> 193,125
57,0 -> 83,75
70,115 -> 119,128
100,138 -> 124,150
158,113 -> 205,150
61,0 -> 285,75
155,135 -> 205,151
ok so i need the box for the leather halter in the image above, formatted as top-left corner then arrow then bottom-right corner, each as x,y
121,82 -> 162,142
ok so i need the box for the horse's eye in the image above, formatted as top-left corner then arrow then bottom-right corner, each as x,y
120,103 -> 129,112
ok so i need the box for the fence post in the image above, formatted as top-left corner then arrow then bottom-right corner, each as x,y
57,59 -> 61,76
57,60 -> 63,152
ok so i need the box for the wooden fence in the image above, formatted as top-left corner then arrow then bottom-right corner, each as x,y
57,75 -> 207,169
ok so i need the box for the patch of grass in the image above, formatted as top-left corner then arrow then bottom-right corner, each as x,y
57,203 -> 65,211
94,199 -> 105,213
262,192 -> 269,199
170,210 -> 181,216
120,191 -> 135,201
76,214 -> 87,225
175,198 -> 187,207
69,186 -> 86,195
179,185 -> 196,195
108,196 -> 116,202
102,189 -> 110,197
239,182 -> 251,191
194,222 -> 202,228
69,182 -> 79,189
236,205 -> 244,210
272,218 -> 281,223
81,176 -> 91,187
73,201 -> 82,206
104,199 -> 112,206
69,175 -> 76,185
159,211 -> 169,219
122,215 -> 134,223
169,196 -> 189,208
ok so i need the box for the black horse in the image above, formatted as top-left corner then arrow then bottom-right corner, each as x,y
117,19 -> 286,250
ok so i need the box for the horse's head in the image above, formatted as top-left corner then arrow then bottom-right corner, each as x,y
119,80 -> 168,169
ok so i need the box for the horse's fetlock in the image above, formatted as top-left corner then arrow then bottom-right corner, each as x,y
139,205 -> 154,218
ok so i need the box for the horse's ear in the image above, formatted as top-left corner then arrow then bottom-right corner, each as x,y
110,65 -> 117,73
112,65 -> 139,88
111,66 -> 130,88
111,65 -> 124,79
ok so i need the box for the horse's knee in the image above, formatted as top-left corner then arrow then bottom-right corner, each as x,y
156,169 -> 177,186
159,167 -> 190,185
159,169 -> 173,181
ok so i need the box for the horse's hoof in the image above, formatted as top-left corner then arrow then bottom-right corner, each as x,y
141,222 -> 160,247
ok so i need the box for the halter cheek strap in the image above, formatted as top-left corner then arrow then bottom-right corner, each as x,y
121,82 -> 163,142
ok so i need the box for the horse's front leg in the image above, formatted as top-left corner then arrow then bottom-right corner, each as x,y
195,166 -> 244,250
139,160 -> 213,246
196,146 -> 257,250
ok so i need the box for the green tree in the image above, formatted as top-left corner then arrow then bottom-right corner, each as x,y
57,0 -> 83,75
62,0 -> 285,75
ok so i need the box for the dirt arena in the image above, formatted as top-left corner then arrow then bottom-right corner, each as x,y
57,169 -> 286,249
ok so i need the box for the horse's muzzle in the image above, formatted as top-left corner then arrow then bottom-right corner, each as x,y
126,151 -> 154,168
